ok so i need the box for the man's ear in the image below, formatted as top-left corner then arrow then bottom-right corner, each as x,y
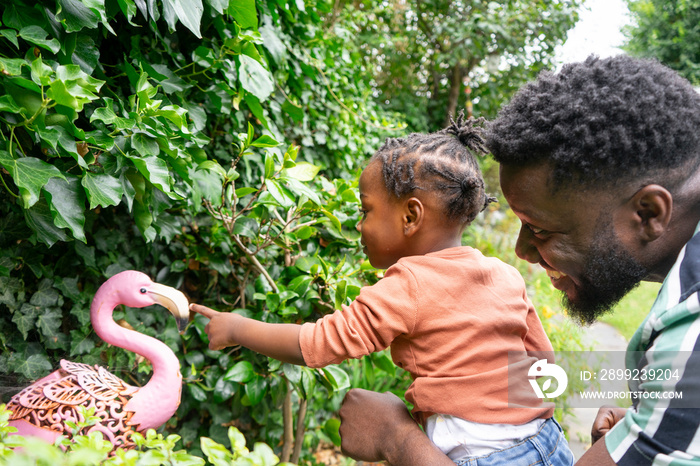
403,197 -> 424,236
626,185 -> 673,243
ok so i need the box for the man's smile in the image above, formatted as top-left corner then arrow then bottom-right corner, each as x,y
544,267 -> 569,291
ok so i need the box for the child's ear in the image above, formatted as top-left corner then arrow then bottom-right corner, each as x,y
404,197 -> 424,236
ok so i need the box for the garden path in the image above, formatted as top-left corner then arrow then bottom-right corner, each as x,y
566,321 -> 629,460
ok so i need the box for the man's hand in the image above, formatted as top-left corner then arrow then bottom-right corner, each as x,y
591,405 -> 627,444
339,389 -> 453,465
339,389 -> 414,462
190,303 -> 239,350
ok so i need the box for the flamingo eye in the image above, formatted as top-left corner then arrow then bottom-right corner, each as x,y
140,288 -> 147,294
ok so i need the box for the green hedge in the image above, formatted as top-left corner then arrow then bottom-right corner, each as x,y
0,0 -> 402,463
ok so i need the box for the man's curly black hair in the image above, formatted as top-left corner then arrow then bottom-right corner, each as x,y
486,55 -> 700,192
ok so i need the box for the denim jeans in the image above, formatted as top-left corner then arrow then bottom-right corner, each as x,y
456,418 -> 575,466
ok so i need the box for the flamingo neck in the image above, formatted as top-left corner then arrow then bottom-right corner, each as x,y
90,284 -> 181,429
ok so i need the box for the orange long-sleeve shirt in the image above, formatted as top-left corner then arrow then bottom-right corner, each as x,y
299,246 -> 553,425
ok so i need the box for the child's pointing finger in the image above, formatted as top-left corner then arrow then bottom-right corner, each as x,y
189,303 -> 219,319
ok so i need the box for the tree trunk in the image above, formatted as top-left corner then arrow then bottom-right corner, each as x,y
281,383 -> 294,462
291,397 -> 308,464
445,64 -> 464,126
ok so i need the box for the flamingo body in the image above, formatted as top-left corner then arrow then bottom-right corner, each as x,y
6,271 -> 189,451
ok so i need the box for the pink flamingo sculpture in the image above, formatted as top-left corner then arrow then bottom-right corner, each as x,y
6,270 -> 189,451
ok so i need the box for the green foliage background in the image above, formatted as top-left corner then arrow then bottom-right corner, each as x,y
0,0 -> 585,464
624,0 -> 700,85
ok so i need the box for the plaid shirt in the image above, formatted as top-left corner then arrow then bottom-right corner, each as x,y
606,220 -> 700,465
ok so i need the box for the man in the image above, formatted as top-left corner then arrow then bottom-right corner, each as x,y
337,55 -> 700,465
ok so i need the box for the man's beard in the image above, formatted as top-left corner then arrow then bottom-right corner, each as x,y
564,222 -> 649,326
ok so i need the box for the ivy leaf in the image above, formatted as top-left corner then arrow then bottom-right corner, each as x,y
153,104 -> 189,128
0,58 -> 27,76
70,329 -> 95,356
0,95 -> 23,113
81,172 -> 124,209
126,154 -> 173,194
51,126 -> 88,170
133,199 -> 155,241
90,99 -> 119,125
205,0 -> 227,15
48,65 -> 104,113
69,301 -> 91,327
259,26 -> 287,64
43,175 -> 87,242
227,0 -> 257,29
30,55 -> 53,86
30,280 -> 60,308
71,35 -> 100,74
238,55 -> 273,101
56,0 -> 100,32
54,276 -> 82,302
18,26 -> 60,54
0,276 -> 22,310
131,132 -> 160,156
12,303 -> 40,340
36,308 -> 62,338
0,29 -> 19,49
0,150 -> 67,208
16,353 -> 53,380
37,127 -> 61,151
116,0 -> 138,24
162,0 -> 203,38
141,65 -> 191,95
24,198 -> 70,247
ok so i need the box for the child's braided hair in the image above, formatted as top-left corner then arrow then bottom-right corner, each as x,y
370,112 -> 496,226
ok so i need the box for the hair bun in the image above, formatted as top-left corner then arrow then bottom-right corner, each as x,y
460,177 -> 481,194
443,111 -> 488,156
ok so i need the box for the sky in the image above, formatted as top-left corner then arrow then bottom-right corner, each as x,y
554,0 -> 632,67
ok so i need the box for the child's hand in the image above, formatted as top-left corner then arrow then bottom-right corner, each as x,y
189,303 -> 240,350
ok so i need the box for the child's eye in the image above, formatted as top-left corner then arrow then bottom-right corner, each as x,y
359,209 -> 368,217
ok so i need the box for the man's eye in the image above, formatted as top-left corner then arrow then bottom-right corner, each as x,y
526,224 -> 546,235
359,209 -> 368,217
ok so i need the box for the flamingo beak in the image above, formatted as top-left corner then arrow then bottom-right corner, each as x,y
147,284 -> 191,333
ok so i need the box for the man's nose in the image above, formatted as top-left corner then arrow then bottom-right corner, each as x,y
514,225 -> 542,264
356,219 -> 362,233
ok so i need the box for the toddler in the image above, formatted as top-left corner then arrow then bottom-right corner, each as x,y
191,115 -> 574,465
